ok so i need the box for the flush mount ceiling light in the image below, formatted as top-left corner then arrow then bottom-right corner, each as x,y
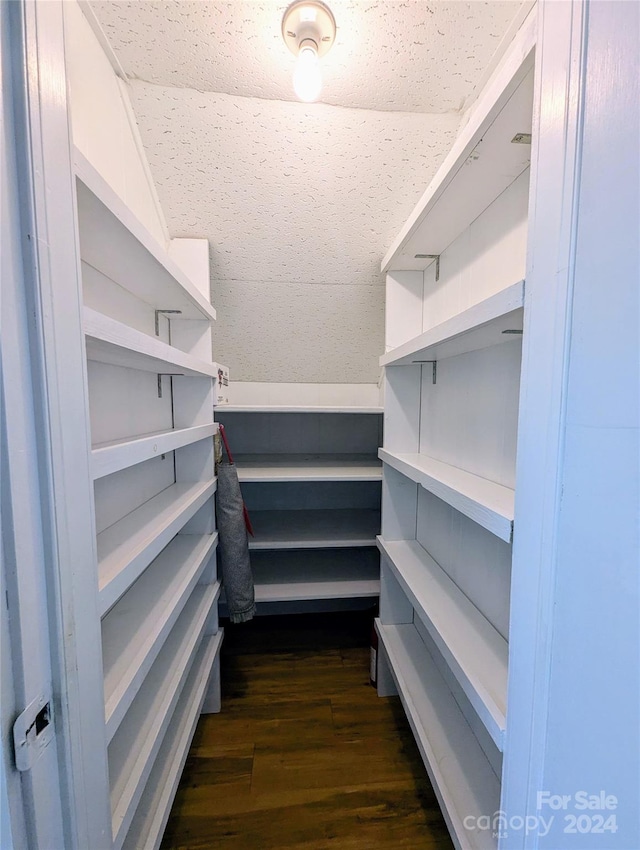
282,1 -> 336,103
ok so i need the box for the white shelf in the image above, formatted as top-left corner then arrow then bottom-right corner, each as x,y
216,405 -> 384,414
108,583 -> 218,850
92,424 -> 218,479
376,621 -> 500,850
98,479 -> 217,616
102,532 -> 219,741
121,630 -> 223,850
377,537 -> 507,749
84,308 -> 217,378
248,509 -> 380,550
250,552 -> 380,602
254,579 -> 379,603
234,454 -> 382,482
379,449 -> 514,542
74,148 -> 215,322
381,19 -> 535,273
381,281 -> 524,368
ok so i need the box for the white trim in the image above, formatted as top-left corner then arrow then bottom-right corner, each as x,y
11,1 -> 112,845
76,0 -> 126,79
116,78 -> 171,246
501,3 -> 587,846
75,0 -> 171,245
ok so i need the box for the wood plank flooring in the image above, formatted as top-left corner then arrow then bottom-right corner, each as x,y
160,611 -> 454,850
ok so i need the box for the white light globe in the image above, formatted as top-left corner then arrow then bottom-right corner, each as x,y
293,45 -> 322,102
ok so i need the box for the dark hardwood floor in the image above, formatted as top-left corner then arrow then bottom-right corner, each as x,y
160,610 -> 454,850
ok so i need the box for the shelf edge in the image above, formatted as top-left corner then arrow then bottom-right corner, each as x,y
379,449 -> 513,542
377,536 -> 506,749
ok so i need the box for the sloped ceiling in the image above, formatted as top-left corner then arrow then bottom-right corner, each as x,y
89,0 -> 526,383
90,1 -> 522,113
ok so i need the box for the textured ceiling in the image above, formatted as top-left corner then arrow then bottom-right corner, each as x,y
85,0 -> 526,382
128,83 -> 459,380
90,0 -> 524,113
129,83 -> 459,284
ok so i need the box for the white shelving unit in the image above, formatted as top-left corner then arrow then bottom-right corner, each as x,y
84,308 -> 218,378
376,622 -> 501,850
74,148 -> 216,322
71,149 -> 223,848
248,508 -> 380,550
97,480 -> 218,615
120,632 -> 223,850
219,405 -> 384,414
249,548 -> 381,605
108,583 -> 218,849
92,424 -> 218,479
377,13 -> 535,850
378,450 -> 514,542
215,399 -> 382,608
377,537 -> 507,748
235,454 -> 382,483
102,532 -> 219,740
380,281 -> 524,368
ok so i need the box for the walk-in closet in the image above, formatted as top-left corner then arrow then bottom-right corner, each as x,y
1,1 -> 638,849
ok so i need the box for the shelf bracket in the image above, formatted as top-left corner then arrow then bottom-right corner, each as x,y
411,360 -> 437,384
157,373 -> 183,398
154,309 -> 182,337
413,254 -> 440,281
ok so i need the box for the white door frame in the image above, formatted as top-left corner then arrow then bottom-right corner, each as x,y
1,1 -> 111,847
504,1 -> 639,847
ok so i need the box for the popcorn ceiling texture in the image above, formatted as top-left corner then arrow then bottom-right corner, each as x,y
89,0 -> 524,382
90,1 -> 521,114
128,83 -> 459,381
213,280 -> 383,383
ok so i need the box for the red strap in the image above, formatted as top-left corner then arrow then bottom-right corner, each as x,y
218,424 -> 234,464
218,424 -> 253,535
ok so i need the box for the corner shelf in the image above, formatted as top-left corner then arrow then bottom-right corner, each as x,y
92,424 -> 218,480
109,583 -> 218,850
381,17 -> 535,273
248,509 -> 380,550
74,148 -> 215,322
380,281 -> 524,368
377,536 -> 507,749
98,479 -> 217,616
376,621 -> 500,850
121,631 -> 223,850
84,308 -> 217,378
102,533 -> 219,741
235,454 -> 382,482
379,449 -> 514,542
